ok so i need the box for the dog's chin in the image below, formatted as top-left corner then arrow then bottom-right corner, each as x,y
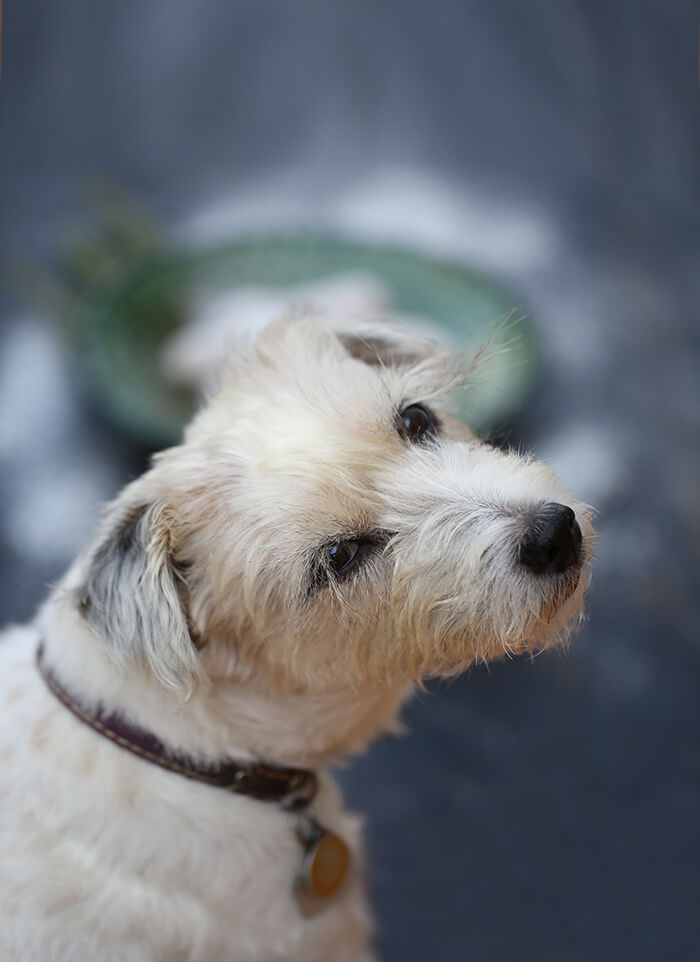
467,565 -> 591,669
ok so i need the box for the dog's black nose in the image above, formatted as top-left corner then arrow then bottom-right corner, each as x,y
519,503 -> 582,574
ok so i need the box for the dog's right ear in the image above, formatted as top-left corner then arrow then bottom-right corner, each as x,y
77,501 -> 200,693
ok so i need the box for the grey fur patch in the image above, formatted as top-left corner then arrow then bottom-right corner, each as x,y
79,503 -> 199,692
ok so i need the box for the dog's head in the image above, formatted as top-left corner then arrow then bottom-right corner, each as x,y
77,318 -> 594,695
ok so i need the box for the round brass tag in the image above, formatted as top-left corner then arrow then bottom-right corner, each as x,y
305,831 -> 350,898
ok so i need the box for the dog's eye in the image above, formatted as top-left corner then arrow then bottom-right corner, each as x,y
328,540 -> 360,574
309,532 -> 393,595
398,404 -> 435,442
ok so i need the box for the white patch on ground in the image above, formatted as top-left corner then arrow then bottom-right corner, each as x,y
0,319 -> 117,564
180,165 -> 558,277
537,422 -> 627,509
0,318 -> 74,457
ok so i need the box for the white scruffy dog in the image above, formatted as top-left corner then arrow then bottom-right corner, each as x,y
0,319 -> 593,961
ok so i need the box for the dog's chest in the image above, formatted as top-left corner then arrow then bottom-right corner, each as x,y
0,628 -> 373,962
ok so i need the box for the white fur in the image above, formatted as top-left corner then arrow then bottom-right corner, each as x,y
0,317 -> 593,960
0,613 -> 384,962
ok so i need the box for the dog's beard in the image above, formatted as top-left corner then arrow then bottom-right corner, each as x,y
385,542 -> 592,681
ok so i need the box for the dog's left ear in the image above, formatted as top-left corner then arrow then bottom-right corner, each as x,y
78,501 -> 200,693
338,326 -> 441,368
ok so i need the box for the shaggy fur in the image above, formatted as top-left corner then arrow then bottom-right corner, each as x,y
0,318 -> 594,961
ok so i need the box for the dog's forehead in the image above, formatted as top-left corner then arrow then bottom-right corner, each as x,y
176,322 -> 461,534
195,345 -> 417,471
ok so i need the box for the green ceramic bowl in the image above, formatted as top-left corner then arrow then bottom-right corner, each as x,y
75,234 -> 537,448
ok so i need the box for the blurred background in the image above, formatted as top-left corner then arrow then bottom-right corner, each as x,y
1,2 -> 699,960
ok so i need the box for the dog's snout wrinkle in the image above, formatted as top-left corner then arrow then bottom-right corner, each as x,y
518,502 -> 582,575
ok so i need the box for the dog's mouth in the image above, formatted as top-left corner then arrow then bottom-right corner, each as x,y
517,503 -> 593,621
538,568 -> 583,624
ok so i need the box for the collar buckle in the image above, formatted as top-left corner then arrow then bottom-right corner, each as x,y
280,770 -> 318,810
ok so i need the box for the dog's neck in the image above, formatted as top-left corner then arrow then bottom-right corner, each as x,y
37,591 -> 409,772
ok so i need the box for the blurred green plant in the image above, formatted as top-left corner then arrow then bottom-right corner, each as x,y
9,181 -> 183,342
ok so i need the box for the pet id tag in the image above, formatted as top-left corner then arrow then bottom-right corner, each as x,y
294,812 -> 350,917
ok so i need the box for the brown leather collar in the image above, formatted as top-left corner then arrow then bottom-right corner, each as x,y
36,643 -> 318,810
